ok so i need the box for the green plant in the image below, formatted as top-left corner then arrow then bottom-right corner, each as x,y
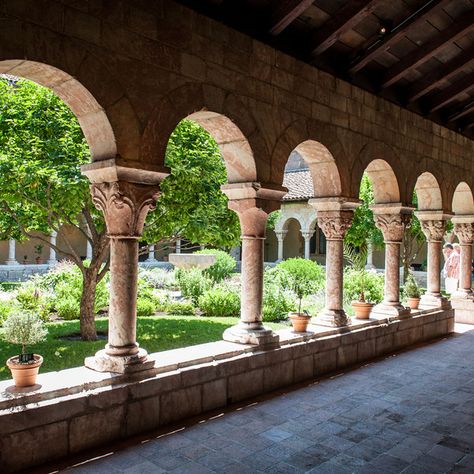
136,298 -> 157,317
404,273 -> 421,298
176,268 -> 212,305
198,287 -> 240,317
139,268 -> 178,290
276,258 -> 324,314
343,242 -> 369,301
262,283 -> 296,322
166,300 -> 196,316
343,268 -> 384,305
0,300 -> 18,326
55,296 -> 80,320
2,311 -> 48,357
195,249 -> 236,283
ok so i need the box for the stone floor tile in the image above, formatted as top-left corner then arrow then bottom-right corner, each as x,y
264,461 -> 304,473
260,427 -> 294,442
286,451 -> 326,471
365,453 -> 409,473
307,460 -> 353,473
168,461 -> 216,474
411,454 -> 455,473
427,444 -> 465,463
148,452 -> 191,471
122,460 -> 166,473
179,442 -> 213,461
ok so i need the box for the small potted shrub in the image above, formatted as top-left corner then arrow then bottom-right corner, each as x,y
277,258 -> 324,332
34,244 -> 44,264
404,273 -> 421,310
2,311 -> 48,387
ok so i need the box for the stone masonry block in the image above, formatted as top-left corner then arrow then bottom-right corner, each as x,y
160,385 -> 202,426
357,339 -> 376,362
87,385 -> 129,410
202,378 -> 227,412
0,421 -> 68,472
263,360 -> 294,392
228,368 -> 264,403
129,372 -> 182,400
293,355 -> 314,383
315,335 -> 341,352
337,344 -> 358,369
126,396 -> 160,437
69,406 -> 124,453
180,363 -> 218,387
314,349 -> 337,376
375,334 -> 393,355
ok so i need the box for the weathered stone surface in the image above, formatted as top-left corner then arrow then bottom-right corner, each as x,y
228,368 -> 264,402
293,355 -> 314,383
126,397 -> 160,436
160,386 -> 202,425
202,379 -> 227,412
263,360 -> 294,392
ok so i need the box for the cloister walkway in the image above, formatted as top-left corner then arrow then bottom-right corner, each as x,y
50,325 -> 474,474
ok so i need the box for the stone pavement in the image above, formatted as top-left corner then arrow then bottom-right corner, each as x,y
66,326 -> 474,473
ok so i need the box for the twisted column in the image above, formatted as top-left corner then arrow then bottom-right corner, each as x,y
372,205 -> 412,318
222,182 -> 286,347
81,160 -> 167,373
416,211 -> 450,309
453,220 -> 474,299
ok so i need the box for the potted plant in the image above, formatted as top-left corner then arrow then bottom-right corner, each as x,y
404,273 -> 422,310
277,258 -> 324,332
2,311 -> 48,387
22,255 -> 28,265
34,244 -> 44,264
344,243 -> 374,319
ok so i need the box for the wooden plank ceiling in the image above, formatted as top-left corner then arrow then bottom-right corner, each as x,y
177,0 -> 474,139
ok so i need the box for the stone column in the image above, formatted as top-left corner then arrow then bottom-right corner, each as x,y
86,240 -> 93,260
147,244 -> 156,262
309,198 -> 359,327
175,238 -> 181,254
302,231 -> 314,259
6,239 -> 19,265
275,230 -> 287,262
81,160 -> 167,373
371,205 -> 412,317
221,182 -> 286,346
47,231 -> 58,265
416,211 -> 450,309
366,241 -> 375,270
452,218 -> 474,299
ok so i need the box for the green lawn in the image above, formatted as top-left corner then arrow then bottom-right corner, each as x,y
0,316 -> 287,381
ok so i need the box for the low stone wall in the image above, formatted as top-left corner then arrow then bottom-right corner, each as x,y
452,298 -> 474,324
0,308 -> 453,472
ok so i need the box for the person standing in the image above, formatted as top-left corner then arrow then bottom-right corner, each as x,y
445,243 -> 460,293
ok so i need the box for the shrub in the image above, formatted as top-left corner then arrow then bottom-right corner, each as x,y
343,268 -> 384,305
0,299 -> 18,326
263,281 -> 296,322
274,258 -> 325,313
176,268 -> 212,305
139,268 -> 178,290
195,249 -> 236,283
166,300 -> 196,315
55,296 -> 81,320
198,287 -> 240,317
404,273 -> 421,298
2,311 -> 48,356
136,298 -> 157,317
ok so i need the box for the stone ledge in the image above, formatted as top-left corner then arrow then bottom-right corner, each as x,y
0,308 -> 454,472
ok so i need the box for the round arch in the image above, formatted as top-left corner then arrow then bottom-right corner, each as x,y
0,60 -> 116,161
414,172 -> 443,211
274,214 -> 305,233
452,182 -> 474,215
141,83 -> 261,183
364,159 -> 400,204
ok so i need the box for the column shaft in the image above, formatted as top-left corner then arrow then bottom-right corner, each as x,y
459,243 -> 473,294
384,242 -> 401,304
427,240 -> 441,296
48,231 -> 57,264
6,239 -> 18,265
325,239 -> 344,311
147,244 -> 156,261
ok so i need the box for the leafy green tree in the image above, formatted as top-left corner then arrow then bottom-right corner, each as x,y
143,120 -> 240,249
0,77 -> 109,341
402,193 -> 425,282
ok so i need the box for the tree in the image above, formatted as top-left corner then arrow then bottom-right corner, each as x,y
0,77 -> 109,340
143,119 -> 240,249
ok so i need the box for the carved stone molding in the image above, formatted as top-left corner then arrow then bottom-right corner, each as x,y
374,213 -> 411,242
454,222 -> 474,245
317,211 -> 353,241
301,231 -> 315,241
420,220 -> 446,242
91,181 -> 160,238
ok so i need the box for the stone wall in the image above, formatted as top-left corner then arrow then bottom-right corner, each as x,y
0,308 -> 454,472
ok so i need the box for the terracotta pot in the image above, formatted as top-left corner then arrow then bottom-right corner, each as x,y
351,301 -> 374,320
407,297 -> 420,310
7,354 -> 43,387
289,312 -> 310,332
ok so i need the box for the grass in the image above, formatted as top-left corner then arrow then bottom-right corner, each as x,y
0,315 -> 287,381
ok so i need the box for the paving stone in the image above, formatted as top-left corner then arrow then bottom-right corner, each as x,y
427,444 -> 465,463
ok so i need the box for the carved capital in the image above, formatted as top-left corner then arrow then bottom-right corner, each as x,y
91,181 -> 160,238
374,213 -> 411,242
317,211 -> 353,241
420,220 -> 446,242
301,231 -> 315,241
454,222 -> 474,245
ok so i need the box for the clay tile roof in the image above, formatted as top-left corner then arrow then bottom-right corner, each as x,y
282,170 -> 314,201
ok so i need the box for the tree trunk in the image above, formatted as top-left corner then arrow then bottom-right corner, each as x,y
80,267 -> 99,341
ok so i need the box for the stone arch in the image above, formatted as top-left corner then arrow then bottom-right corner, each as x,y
141,83 -> 262,183
414,172 -> 443,211
274,213 -> 304,233
271,119 -> 348,197
364,159 -> 401,204
353,142 -> 405,203
0,60 -> 117,162
452,182 -> 474,215
283,218 -> 303,259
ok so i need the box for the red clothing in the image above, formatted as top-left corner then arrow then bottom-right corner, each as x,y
446,251 -> 460,279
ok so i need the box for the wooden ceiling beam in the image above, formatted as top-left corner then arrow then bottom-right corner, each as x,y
381,12 -> 474,89
309,0 -> 380,57
428,72 -> 474,113
269,0 -> 314,36
407,49 -> 474,103
449,101 -> 474,122
350,0 -> 449,74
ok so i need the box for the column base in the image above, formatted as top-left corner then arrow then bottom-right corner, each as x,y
419,294 -> 451,310
451,290 -> 474,301
372,302 -> 410,318
312,309 -> 350,327
5,260 -> 19,265
47,260 -> 58,266
223,323 -> 279,348
85,348 -> 154,374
